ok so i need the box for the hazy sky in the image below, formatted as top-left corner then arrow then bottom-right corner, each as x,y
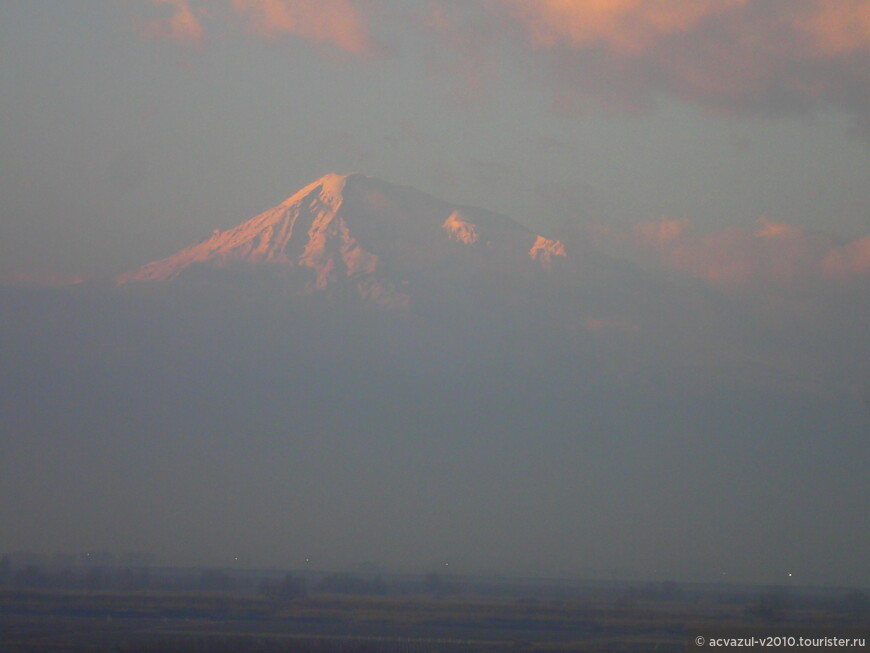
2,0 -> 868,279
1,1 -> 868,587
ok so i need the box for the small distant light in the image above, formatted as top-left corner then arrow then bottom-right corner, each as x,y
788,573 -> 793,577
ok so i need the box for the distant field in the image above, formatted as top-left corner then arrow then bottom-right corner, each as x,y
1,583 -> 865,652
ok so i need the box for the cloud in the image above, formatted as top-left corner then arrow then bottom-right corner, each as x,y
143,0 -> 378,55
622,216 -> 870,285
489,0 -> 870,126
137,1 -> 870,125
232,0 -> 378,55
494,0 -> 725,55
144,0 -> 204,43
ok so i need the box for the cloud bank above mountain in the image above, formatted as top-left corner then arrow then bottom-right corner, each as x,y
142,0 -> 870,130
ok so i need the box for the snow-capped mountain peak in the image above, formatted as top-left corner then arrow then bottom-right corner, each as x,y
118,173 -> 567,307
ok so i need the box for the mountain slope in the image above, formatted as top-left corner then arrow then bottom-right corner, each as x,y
117,173 -> 568,307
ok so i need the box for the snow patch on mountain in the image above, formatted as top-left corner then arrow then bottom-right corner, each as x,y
530,235 -> 567,268
443,210 -> 480,245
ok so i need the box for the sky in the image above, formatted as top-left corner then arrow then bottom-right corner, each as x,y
1,1 -> 869,587
1,0 -> 869,281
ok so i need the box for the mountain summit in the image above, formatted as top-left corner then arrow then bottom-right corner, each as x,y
118,173 -> 567,307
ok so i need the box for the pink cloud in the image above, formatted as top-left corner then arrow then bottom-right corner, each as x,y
489,0 -> 870,125
624,217 -> 869,285
232,0 -> 378,55
494,0 -> 727,55
142,0 -> 378,55
145,0 -> 204,43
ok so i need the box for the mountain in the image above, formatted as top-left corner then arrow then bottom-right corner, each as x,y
118,173 -> 568,308
5,174 -> 868,584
